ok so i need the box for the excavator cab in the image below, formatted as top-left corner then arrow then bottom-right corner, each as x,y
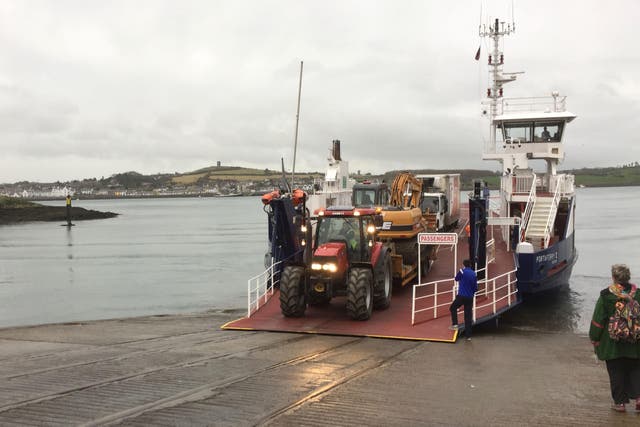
352,182 -> 390,208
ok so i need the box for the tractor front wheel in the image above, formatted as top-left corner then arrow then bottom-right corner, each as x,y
346,268 -> 373,320
279,266 -> 306,317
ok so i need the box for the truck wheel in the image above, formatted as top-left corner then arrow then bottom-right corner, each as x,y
279,266 -> 306,317
373,252 -> 392,310
346,268 -> 373,320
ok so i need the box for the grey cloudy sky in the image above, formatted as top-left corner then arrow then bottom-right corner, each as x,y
1,0 -> 638,183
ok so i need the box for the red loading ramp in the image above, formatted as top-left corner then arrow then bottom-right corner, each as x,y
222,284 -> 458,342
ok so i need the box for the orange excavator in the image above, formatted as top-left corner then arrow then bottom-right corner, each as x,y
352,172 -> 434,286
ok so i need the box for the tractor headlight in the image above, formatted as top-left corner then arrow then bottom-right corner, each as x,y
312,262 -> 337,272
301,224 -> 307,233
367,224 -> 376,234
322,263 -> 338,273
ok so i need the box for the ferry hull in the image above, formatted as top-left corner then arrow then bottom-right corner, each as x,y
516,233 -> 577,294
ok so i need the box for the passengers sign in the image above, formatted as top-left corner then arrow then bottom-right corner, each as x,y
418,233 -> 458,245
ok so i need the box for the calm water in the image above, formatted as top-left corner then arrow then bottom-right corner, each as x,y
1,187 -> 640,332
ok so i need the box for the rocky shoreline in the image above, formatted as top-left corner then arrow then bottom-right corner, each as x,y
0,205 -> 118,225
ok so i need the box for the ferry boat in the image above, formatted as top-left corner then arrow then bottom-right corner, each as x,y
479,18 -> 577,294
225,18 -> 574,342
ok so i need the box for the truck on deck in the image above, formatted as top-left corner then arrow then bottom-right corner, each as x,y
417,174 -> 460,232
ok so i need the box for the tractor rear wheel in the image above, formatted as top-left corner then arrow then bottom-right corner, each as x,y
346,268 -> 373,320
373,252 -> 392,310
279,266 -> 306,317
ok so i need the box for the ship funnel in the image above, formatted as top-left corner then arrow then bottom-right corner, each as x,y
332,139 -> 341,161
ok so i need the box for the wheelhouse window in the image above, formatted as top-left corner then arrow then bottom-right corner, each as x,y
502,123 -> 531,143
534,122 -> 563,142
502,121 -> 565,143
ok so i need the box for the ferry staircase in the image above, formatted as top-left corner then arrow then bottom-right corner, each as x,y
523,196 -> 557,250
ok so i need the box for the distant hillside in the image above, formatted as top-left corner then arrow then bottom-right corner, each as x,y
564,164 -> 640,187
171,166 -> 323,185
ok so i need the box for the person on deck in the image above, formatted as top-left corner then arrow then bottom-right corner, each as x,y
448,259 -> 478,340
589,264 -> 640,412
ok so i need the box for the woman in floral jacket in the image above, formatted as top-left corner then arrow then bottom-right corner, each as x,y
589,264 -> 640,412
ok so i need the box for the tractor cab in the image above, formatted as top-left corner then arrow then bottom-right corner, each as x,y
352,181 -> 390,208
314,207 -> 380,263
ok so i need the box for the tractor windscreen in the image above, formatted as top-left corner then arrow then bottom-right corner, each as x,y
316,217 -> 361,247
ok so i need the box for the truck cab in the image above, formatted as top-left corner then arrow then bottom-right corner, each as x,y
421,193 -> 449,231
417,174 -> 460,232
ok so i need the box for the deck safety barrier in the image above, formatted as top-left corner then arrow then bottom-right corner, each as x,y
247,259 -> 281,317
411,267 -> 518,326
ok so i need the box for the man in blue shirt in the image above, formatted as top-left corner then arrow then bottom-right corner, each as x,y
449,259 -> 478,340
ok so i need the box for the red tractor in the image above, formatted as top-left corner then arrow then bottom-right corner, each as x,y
279,206 -> 392,320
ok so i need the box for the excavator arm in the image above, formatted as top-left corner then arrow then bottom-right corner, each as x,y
389,172 -> 423,208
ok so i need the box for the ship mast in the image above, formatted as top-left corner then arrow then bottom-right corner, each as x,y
479,18 -> 516,158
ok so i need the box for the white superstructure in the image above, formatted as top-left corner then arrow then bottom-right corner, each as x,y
306,140 -> 356,214
480,18 -> 577,251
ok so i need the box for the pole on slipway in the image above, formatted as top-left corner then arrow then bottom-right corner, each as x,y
291,61 -> 303,189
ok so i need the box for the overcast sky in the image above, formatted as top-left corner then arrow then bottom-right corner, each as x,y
1,0 -> 638,183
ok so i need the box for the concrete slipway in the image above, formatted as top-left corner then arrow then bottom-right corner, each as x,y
0,311 -> 635,426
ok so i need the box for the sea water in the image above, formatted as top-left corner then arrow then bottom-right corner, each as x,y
1,187 -> 640,332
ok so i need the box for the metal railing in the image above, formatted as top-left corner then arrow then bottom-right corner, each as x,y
519,174 -> 537,242
412,276 -> 457,325
411,267 -> 518,326
549,173 -> 575,196
499,96 -> 567,114
247,259 -> 281,317
543,177 -> 563,248
501,174 -> 535,195
474,269 -> 518,317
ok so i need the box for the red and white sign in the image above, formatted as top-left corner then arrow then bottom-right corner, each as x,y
418,233 -> 458,245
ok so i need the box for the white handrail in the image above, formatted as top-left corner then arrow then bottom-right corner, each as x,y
412,267 -> 518,326
543,176 -> 563,248
520,173 -> 537,242
246,259 -> 281,317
